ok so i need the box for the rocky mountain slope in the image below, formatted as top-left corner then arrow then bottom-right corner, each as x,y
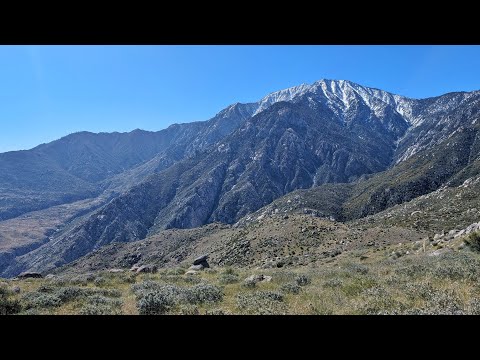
1,80 -> 480,277
55,169 -> 480,276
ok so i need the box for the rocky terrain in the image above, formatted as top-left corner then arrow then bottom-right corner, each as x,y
1,225 -> 479,315
1,78 -> 480,310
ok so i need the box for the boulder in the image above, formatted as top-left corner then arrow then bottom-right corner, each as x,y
136,265 -> 157,273
18,272 -> 43,279
193,255 -> 208,265
130,265 -> 140,272
185,270 -> 198,275
45,274 -> 56,279
11,286 -> 21,294
189,264 -> 204,271
107,269 -> 125,273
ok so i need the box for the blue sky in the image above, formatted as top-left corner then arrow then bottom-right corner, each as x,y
1,45 -> 479,153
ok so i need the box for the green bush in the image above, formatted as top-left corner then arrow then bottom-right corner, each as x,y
22,292 -> 62,309
236,291 -> 286,315
280,282 -> 301,294
183,275 -> 202,284
295,274 -> 311,286
185,284 -> 223,304
80,304 -> 123,315
0,294 -> 21,315
465,231 -> 480,252
345,263 -> 369,275
56,286 -> 86,302
323,278 -> 343,288
86,294 -> 123,308
137,291 -> 175,315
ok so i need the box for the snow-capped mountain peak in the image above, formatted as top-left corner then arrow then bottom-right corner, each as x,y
252,83 -> 313,115
250,79 -> 417,125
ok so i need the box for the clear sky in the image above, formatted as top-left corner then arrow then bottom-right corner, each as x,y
1,45 -> 479,153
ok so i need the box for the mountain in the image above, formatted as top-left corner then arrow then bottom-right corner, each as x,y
0,129 -> 179,221
0,102 -> 259,222
1,79 -> 480,277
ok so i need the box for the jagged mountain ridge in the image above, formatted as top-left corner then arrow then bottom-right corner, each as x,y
1,79 -> 480,277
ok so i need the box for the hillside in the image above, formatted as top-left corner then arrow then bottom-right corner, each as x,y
1,79 -> 480,278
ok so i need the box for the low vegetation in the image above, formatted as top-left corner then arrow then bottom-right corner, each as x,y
2,231 -> 480,315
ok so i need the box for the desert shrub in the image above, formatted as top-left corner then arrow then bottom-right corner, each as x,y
0,293 -> 21,315
425,289 -> 464,315
394,264 -> 427,278
280,282 -> 301,294
345,263 -> 369,275
131,280 -> 164,294
242,278 -> 256,289
185,284 -> 223,304
432,263 -> 468,281
86,294 -> 123,308
70,273 -> 95,285
55,286 -> 86,302
357,286 -> 406,315
79,294 -> 123,315
22,292 -> 62,309
323,278 -> 343,288
465,231 -> 480,252
179,304 -> 199,315
429,252 -> 480,281
22,308 -> 41,315
183,275 -> 202,284
37,284 -> 56,293
236,291 -> 286,315
93,288 -> 122,298
137,291 -> 175,315
133,281 -> 222,312
134,283 -> 182,299
119,273 -> 136,284
219,273 -> 239,285
51,277 -> 67,287
403,289 -> 465,315
404,282 -> 436,301
295,274 -> 311,286
79,304 -> 122,315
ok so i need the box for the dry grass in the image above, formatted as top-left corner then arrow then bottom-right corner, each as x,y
2,234 -> 480,315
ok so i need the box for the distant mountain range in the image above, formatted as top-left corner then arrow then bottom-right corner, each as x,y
1,79 -> 479,277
